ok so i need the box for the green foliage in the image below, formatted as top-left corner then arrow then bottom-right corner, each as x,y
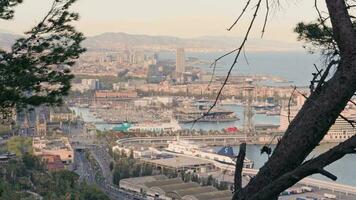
0,154 -> 109,200
79,184 -> 110,200
112,156 -> 154,185
6,136 -> 32,157
0,0 -> 23,20
294,22 -> 336,57
22,152 -> 43,170
207,175 -> 214,186
0,0 -> 85,113
0,124 -> 11,136
109,161 -> 114,171
294,20 -> 356,58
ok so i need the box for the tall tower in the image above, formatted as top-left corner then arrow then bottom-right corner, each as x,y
243,79 -> 255,134
176,48 -> 185,74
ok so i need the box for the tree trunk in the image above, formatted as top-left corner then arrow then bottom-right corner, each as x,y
235,0 -> 356,199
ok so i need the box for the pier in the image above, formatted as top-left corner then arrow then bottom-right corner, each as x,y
116,134 -> 255,146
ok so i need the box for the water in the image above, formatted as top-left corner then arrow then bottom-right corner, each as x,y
71,106 -> 279,131
71,106 -> 356,186
213,144 -> 356,187
159,51 -> 321,87
181,105 -> 279,131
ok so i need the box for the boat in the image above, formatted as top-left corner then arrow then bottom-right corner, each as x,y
255,110 -> 267,114
266,110 -> 280,116
166,140 -> 254,168
220,99 -> 239,106
112,122 -> 133,132
128,120 -> 182,133
175,104 -> 239,123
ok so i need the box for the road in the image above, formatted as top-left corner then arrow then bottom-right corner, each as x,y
70,124 -> 145,200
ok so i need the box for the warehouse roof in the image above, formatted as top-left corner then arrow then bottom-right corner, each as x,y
183,190 -> 232,200
144,178 -> 183,188
143,156 -> 211,168
166,186 -> 217,199
120,175 -> 167,185
151,182 -> 200,194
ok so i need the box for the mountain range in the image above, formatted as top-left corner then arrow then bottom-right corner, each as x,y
0,32 -> 303,52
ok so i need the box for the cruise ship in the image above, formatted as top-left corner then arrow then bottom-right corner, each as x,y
128,120 -> 182,133
174,99 -> 239,123
175,107 -> 239,123
166,140 -> 254,168
280,102 -> 356,142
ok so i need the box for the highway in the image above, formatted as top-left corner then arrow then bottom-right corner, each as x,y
71,124 -> 356,200
71,125 -> 145,200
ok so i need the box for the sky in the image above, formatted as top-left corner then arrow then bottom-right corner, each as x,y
0,0 -> 326,43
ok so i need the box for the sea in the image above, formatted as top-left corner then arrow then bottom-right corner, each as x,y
72,106 -> 356,187
158,51 -> 322,87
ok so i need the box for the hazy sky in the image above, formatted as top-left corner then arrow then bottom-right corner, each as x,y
0,0 -> 325,43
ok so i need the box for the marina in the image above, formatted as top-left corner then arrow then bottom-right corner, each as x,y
72,105 -> 356,188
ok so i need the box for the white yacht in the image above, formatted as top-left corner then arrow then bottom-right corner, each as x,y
128,120 -> 182,133
166,140 -> 254,168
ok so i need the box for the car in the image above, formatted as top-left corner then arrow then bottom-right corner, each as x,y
324,193 -> 337,199
301,186 -> 314,192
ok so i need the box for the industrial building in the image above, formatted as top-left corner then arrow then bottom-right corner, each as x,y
119,175 -> 233,200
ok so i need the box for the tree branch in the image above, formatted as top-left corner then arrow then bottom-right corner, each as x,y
227,0 -> 252,31
249,134 -> 356,200
288,86 -> 296,124
233,143 -> 246,197
190,0 -> 263,128
326,0 -> 356,56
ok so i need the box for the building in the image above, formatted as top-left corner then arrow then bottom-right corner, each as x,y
176,48 -> 185,74
279,100 -> 356,142
40,154 -> 65,171
33,137 -> 74,166
140,155 -> 213,173
119,175 -> 168,194
321,117 -> 356,142
71,79 -> 100,93
49,107 -> 76,123
119,176 -> 233,200
81,79 -> 100,90
112,145 -> 162,159
35,114 -> 47,136
147,64 -> 165,83
94,90 -> 138,101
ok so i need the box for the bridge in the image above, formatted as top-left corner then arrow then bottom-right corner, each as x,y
116,134 -> 255,146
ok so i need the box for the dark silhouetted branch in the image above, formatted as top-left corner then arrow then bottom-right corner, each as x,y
261,0 -> 270,38
317,169 -> 337,181
191,0 -> 263,128
233,143 -> 246,198
339,114 -> 356,128
315,60 -> 338,91
288,86 -> 297,124
208,48 -> 239,88
227,0 -> 252,31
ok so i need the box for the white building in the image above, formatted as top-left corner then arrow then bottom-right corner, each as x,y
81,79 -> 100,90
